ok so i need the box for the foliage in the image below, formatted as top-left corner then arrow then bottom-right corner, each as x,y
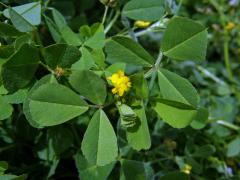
0,0 -> 239,179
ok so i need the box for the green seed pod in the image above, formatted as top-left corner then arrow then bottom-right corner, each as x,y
117,103 -> 137,128
99,0 -> 117,7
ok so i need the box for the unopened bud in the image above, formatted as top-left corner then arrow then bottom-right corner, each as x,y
99,0 -> 117,7
134,21 -> 151,29
54,66 -> 65,77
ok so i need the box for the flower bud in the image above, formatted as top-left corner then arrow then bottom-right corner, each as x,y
54,66 -> 65,77
99,0 -> 117,7
134,21 -> 151,28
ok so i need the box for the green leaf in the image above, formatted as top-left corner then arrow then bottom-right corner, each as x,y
105,63 -> 126,78
3,89 -> 28,104
3,2 -> 41,25
161,17 -> 208,62
49,126 -> 74,155
43,44 -> 81,70
8,8 -> 35,32
160,171 -> 189,180
131,73 -> 148,99
71,47 -> 96,70
0,174 -> 27,180
227,137 -> 240,157
0,86 -> 8,95
69,70 -> 107,105
1,44 -> 39,92
122,0 -> 165,21
192,145 -> 216,157
61,26 -> 82,46
52,8 -> 67,30
14,34 -> 33,50
0,46 -> 15,59
126,104 -> 151,151
84,23 -> 105,49
105,36 -> 154,67
0,22 -> 23,37
158,68 -> 199,108
90,49 -> 106,68
0,161 -> 8,175
154,102 -> 197,128
190,107 -> 209,130
0,59 -> 7,87
25,83 -> 89,127
23,75 -> 56,128
120,159 -> 153,180
81,110 -> 118,166
44,15 -> 62,43
75,152 -> 115,180
51,9 -> 82,46
4,2 -> 41,32
0,96 -> 13,121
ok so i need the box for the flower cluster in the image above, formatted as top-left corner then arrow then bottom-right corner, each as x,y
108,70 -> 131,97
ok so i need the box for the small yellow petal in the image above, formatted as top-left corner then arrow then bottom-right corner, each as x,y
118,89 -> 125,96
117,70 -> 125,77
108,70 -> 131,97
112,88 -> 118,94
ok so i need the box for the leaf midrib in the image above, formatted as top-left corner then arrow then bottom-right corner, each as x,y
111,39 -> 152,66
163,29 -> 207,54
96,110 -> 103,165
20,2 -> 40,17
158,71 -> 191,106
30,99 -> 88,108
10,8 -> 35,28
85,72 -> 105,105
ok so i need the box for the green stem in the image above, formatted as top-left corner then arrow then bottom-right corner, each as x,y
0,2 -> 8,8
144,68 -> 154,79
196,65 -> 226,85
175,0 -> 183,15
33,30 -> 43,47
39,61 -> 54,73
102,6 -> 109,25
144,52 -> 163,106
50,74 -> 55,83
210,0 -> 234,81
45,0 -> 51,7
104,10 -> 120,34
223,33 -> 234,81
216,120 -> 240,132
148,52 -> 163,90
0,144 -> 15,153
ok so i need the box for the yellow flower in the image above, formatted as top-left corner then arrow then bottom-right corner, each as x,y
182,164 -> 192,174
108,70 -> 131,97
225,22 -> 235,31
134,20 -> 151,28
